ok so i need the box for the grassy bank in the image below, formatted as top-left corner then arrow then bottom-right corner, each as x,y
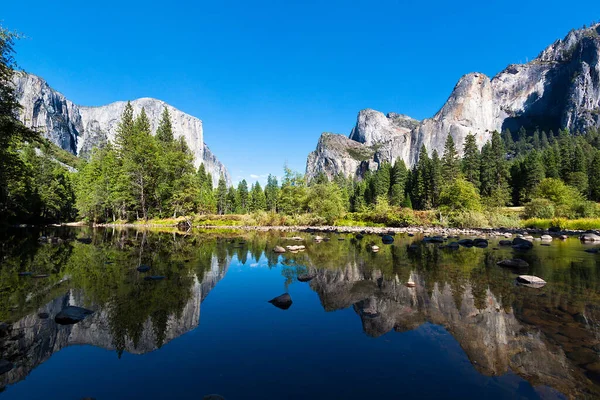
90,209 -> 600,230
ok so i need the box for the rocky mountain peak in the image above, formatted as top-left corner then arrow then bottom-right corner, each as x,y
306,23 -> 600,180
12,72 -> 231,187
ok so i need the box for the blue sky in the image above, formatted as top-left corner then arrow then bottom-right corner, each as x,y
3,1 -> 599,185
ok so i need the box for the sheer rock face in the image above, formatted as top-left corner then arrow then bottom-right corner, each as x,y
12,72 -> 231,187
307,24 -> 600,179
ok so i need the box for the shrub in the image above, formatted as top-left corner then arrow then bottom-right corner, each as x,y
449,211 -> 489,228
523,198 -> 555,219
439,178 -> 482,212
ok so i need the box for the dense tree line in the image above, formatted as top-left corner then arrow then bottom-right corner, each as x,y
0,27 -> 77,225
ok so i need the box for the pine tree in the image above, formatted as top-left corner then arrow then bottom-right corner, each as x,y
216,176 -> 227,214
442,134 -> 460,182
236,180 -> 249,213
541,131 -> 550,148
389,159 -> 408,206
589,150 -> 600,201
373,163 -> 391,200
461,133 -> 480,190
411,145 -> 431,210
264,174 -> 279,211
520,150 -> 545,203
115,101 -> 135,151
532,129 -> 541,150
480,131 -> 510,207
249,182 -> 266,211
156,107 -> 174,144
430,150 -> 443,208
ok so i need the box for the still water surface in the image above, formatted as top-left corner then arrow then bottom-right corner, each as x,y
1,227 -> 600,399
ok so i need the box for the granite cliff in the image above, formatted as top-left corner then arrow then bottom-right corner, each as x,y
307,23 -> 600,180
12,73 -> 231,187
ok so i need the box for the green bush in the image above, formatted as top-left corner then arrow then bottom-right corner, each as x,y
439,178 -> 482,212
523,198 -> 555,219
449,211 -> 489,228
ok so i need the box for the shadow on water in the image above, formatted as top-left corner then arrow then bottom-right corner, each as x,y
0,227 -> 599,398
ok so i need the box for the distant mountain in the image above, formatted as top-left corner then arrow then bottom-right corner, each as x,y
307,23 -> 600,180
12,72 -> 231,187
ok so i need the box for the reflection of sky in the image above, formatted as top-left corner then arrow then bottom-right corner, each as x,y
2,255 -> 548,400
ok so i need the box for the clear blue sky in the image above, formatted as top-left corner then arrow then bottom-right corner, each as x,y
3,1 -> 599,185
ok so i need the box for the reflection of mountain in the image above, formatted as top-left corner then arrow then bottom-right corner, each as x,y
310,262 -> 599,398
0,256 -> 227,390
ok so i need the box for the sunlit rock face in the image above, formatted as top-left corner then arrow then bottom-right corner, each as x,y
0,257 -> 228,390
12,72 -> 231,187
309,265 -> 597,398
307,24 -> 600,179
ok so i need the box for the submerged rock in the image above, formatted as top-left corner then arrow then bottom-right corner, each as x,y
457,239 -> 474,247
584,248 -> 600,254
381,235 -> 394,244
203,395 -> 226,400
517,275 -> 547,287
273,246 -> 286,253
298,274 -> 316,282
144,276 -> 166,281
286,245 -> 306,252
137,265 -> 151,272
541,235 -> 553,241
371,245 -> 380,252
497,259 -> 530,268
37,312 -> 49,319
355,234 -> 364,240
268,293 -> 293,310
499,240 -> 513,246
473,238 -> 488,248
18,272 -> 32,277
512,237 -> 534,250
55,306 -> 94,325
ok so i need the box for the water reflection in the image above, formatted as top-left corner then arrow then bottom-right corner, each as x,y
0,228 -> 599,398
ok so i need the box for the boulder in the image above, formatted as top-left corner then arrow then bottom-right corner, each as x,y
512,237 -> 534,250
499,240 -> 513,246
382,235 -> 394,244
314,236 -> 324,242
297,274 -> 316,282
355,234 -> 364,240
38,312 -> 49,319
424,236 -> 444,244
144,276 -> 166,281
136,265 -> 151,272
473,238 -> 488,248
517,275 -> 547,287
446,242 -> 460,250
0,359 -> 14,375
273,246 -> 286,253
286,245 -> 305,251
541,235 -> 553,241
371,245 -> 380,252
580,233 -> 600,242
584,248 -> 600,254
268,293 -> 292,310
560,235 -> 568,240
497,259 -> 529,268
457,239 -> 474,247
55,306 -> 94,325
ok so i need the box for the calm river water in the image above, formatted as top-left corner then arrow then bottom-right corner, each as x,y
0,227 -> 599,399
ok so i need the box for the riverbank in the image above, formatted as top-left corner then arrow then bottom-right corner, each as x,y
92,222 -> 599,239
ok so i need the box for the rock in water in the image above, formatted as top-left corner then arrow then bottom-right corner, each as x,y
55,306 -> 94,325
273,246 -> 286,253
297,274 -> 316,282
457,239 -> 474,247
584,248 -> 600,254
497,259 -> 530,268
38,312 -> 49,319
512,237 -> 534,250
541,235 -> 553,241
581,233 -> 600,242
268,293 -> 293,310
473,238 -> 488,248
203,395 -> 226,400
144,276 -> 166,281
381,235 -> 394,244
136,265 -> 151,272
371,245 -> 380,252
0,359 -> 14,375
499,240 -> 513,246
517,275 -> 547,287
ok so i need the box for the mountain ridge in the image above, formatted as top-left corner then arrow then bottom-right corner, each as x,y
12,72 -> 231,187
307,23 -> 600,180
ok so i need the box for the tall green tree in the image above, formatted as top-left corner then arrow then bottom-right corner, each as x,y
461,133 -> 480,190
442,134 -> 460,182
389,159 -> 408,206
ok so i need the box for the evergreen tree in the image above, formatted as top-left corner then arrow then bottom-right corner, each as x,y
389,159 -> 408,206
411,145 -> 431,210
264,174 -> 279,211
430,150 -> 443,208
461,133 -> 480,190
236,179 -> 249,213
226,186 -> 237,214
520,150 -> 545,203
249,182 -> 266,211
156,107 -> 174,144
589,150 -> 600,201
480,131 -> 510,207
373,163 -> 391,200
541,131 -> 550,148
442,133 -> 460,182
216,176 -> 227,214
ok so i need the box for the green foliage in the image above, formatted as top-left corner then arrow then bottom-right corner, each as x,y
439,178 -> 482,212
523,198 -> 556,219
461,133 -> 481,188
306,182 -> 345,224
442,133 -> 460,182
